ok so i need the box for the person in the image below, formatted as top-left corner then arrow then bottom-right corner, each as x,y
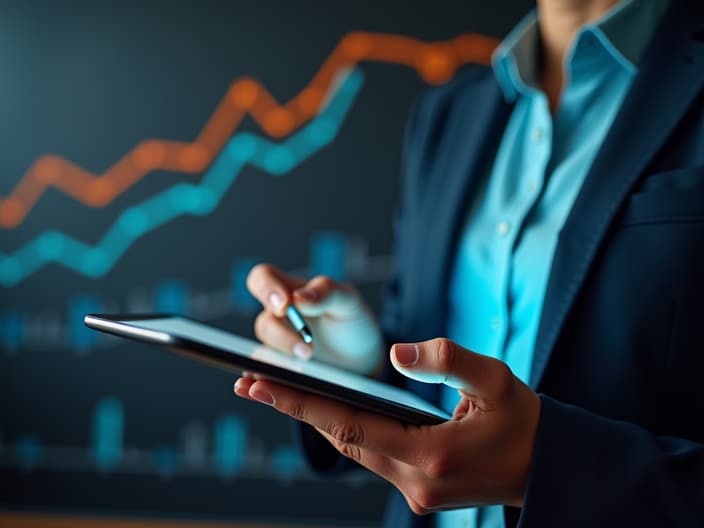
234,0 -> 704,525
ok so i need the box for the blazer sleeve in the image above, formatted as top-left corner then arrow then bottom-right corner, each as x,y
512,395 -> 704,527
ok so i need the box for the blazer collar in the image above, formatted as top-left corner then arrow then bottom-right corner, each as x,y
530,1 -> 704,388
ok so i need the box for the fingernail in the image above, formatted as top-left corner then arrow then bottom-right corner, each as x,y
250,389 -> 275,406
292,342 -> 312,359
394,343 -> 418,366
268,291 -> 285,312
295,287 -> 316,302
234,379 -> 243,393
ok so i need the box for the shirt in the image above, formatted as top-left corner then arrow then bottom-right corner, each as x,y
438,1 -> 668,527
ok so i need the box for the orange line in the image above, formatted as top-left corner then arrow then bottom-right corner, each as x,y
0,32 -> 498,228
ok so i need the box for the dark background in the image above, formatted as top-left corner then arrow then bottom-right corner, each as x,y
0,1 -> 532,525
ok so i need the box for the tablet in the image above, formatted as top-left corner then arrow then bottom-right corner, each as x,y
84,314 -> 449,426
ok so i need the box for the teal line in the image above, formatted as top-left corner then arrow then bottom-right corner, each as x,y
0,69 -> 364,287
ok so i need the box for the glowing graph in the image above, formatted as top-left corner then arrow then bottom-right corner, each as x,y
0,32 -> 497,229
3,395 -> 309,481
1,233 -> 391,353
0,33 -> 499,288
0,69 -> 363,287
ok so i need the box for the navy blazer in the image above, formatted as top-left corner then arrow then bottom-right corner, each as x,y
300,1 -> 704,526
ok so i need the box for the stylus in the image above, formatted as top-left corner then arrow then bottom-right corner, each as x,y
286,305 -> 313,344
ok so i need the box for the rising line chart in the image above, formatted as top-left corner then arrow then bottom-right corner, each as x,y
0,69 -> 362,287
0,32 -> 497,229
0,32 -> 497,287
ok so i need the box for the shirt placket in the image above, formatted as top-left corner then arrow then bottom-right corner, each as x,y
497,91 -> 552,369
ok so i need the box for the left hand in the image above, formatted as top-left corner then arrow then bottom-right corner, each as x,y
233,338 -> 541,514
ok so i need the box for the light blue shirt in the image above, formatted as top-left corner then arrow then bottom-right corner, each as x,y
438,1 -> 668,527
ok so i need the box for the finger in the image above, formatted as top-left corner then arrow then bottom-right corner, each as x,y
293,275 -> 363,318
234,372 -> 265,401
233,377 -> 256,400
317,428 -> 431,515
254,311 -> 312,359
317,428 -> 400,475
317,428 -> 412,487
247,263 -> 306,316
247,379 -> 430,466
390,338 -> 514,406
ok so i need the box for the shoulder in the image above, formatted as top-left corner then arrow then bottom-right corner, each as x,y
402,64 -> 500,184
407,64 -> 497,142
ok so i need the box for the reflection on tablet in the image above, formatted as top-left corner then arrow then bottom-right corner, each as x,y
251,345 -> 305,374
126,317 -> 450,421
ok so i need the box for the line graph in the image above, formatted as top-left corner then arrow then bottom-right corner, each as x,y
0,69 -> 362,287
0,32 -> 497,229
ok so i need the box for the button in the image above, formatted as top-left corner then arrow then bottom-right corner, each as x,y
527,180 -> 537,192
531,127 -> 544,141
497,221 -> 510,236
491,318 -> 502,331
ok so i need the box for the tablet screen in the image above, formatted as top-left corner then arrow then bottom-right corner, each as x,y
112,316 -> 450,422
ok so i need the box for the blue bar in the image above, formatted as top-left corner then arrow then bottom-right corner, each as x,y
153,446 -> 179,478
270,445 -> 305,480
214,415 -> 246,477
1,310 -> 24,354
181,421 -> 208,468
310,232 -> 346,280
230,258 -> 259,312
68,294 -> 102,353
154,280 -> 188,315
15,435 -> 42,470
92,397 -> 124,472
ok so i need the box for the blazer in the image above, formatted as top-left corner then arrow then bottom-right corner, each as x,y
299,1 -> 704,526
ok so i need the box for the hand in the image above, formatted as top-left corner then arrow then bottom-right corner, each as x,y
246,263 -> 384,375
234,338 -> 541,513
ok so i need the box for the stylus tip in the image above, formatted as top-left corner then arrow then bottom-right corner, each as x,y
300,326 -> 313,344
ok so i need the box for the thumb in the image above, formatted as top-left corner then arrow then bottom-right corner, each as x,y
390,338 -> 512,399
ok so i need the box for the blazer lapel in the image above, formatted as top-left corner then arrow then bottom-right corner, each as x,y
405,71 -> 513,405
412,72 -> 513,341
530,3 -> 704,388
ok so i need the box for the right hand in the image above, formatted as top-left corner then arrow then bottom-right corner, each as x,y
246,263 -> 384,375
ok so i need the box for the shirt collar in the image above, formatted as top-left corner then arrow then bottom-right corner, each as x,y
492,0 -> 670,101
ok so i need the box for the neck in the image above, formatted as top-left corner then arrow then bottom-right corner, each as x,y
537,0 -> 620,112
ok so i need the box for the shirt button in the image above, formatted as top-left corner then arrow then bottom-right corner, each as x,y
531,127 -> 545,141
527,180 -> 537,192
491,318 -> 502,331
497,221 -> 510,236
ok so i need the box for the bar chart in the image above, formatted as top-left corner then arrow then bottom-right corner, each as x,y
4,395 -> 312,482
